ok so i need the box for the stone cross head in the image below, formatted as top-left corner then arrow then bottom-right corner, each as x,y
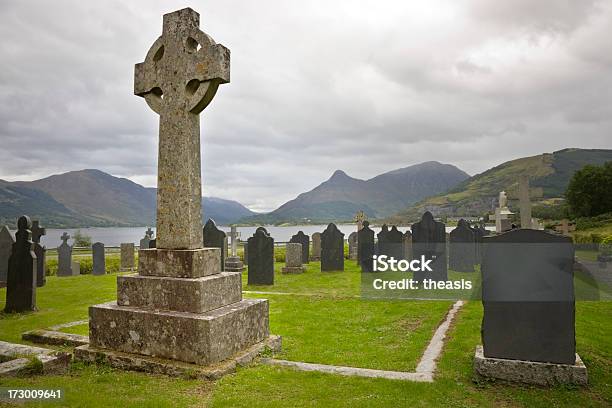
134,7 -> 230,116
61,232 -> 70,244
16,215 -> 32,243
146,227 -> 154,238
31,220 -> 46,244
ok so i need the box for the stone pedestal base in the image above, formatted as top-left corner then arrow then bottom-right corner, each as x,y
473,345 -> 588,386
225,256 -> 245,272
75,335 -> 281,380
282,265 -> 305,274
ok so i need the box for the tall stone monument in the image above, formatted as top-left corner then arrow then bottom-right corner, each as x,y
411,212 -> 447,282
492,191 -> 514,233
518,175 -> 532,229
0,225 -> 14,286
4,216 -> 37,313
77,8 -> 274,374
224,226 -> 244,272
203,219 -> 227,271
57,232 -> 74,277
31,220 -> 46,287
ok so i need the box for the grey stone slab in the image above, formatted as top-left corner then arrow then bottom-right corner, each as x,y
311,232 -> 321,261
449,219 -> 476,272
0,340 -> 70,377
57,232 -> 73,277
203,219 -> 227,271
22,329 -> 89,347
403,231 -> 413,261
31,221 -> 46,287
481,229 -> 576,364
138,247 -> 221,278
289,231 -> 309,264
4,216 -> 37,313
120,243 -> 135,270
358,221 -> 375,272
321,223 -> 344,271
247,227 -> 274,285
282,243 -> 304,274
0,225 -> 14,284
348,232 -> 358,260
92,242 -> 106,275
411,212 -> 447,281
377,225 -> 403,260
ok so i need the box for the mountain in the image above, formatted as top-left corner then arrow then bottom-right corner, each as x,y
387,148 -> 612,223
0,169 -> 255,228
241,161 -> 469,224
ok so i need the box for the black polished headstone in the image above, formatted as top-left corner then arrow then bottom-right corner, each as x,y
449,219 -> 476,272
321,223 -> 344,271
92,242 -> 106,276
470,224 -> 486,263
289,231 -> 309,264
31,220 -> 46,287
203,219 -> 226,271
481,229 -> 575,364
411,211 -> 447,281
358,221 -> 375,272
4,216 -> 37,312
247,227 -> 274,285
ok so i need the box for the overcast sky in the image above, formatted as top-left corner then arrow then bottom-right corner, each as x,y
1,1 -> 611,212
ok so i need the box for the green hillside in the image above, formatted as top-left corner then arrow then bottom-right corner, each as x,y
387,148 -> 612,223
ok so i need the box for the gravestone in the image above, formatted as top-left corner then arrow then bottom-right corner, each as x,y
321,223 -> 344,271
4,216 -> 37,312
518,175 -> 532,229
247,227 -> 274,285
225,226 -> 244,272
449,219 -> 476,272
92,242 -> 106,275
282,243 -> 304,274
120,243 -> 135,271
403,230 -> 413,261
0,225 -> 14,285
357,221 -> 375,272
411,212 -> 447,281
31,220 -> 46,287
81,8 -> 272,371
471,224 -> 487,263
289,231 -> 309,264
139,227 -> 154,249
476,229 -> 586,385
57,232 -> 74,277
71,261 -> 81,276
203,219 -> 227,271
311,232 -> 321,261
377,225 -> 403,259
377,225 -> 390,255
348,232 -> 358,260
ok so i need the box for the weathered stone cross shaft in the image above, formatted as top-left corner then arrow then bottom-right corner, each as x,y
134,8 -> 230,249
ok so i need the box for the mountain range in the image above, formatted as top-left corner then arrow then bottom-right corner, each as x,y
386,148 -> 612,223
0,169 -> 255,228
240,161 -> 470,224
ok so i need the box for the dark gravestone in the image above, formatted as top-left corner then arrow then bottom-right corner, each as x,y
403,230 -> 413,260
411,212 -> 447,281
358,221 -> 375,272
247,227 -> 274,285
387,226 -> 404,259
289,231 -> 309,264
471,224 -> 486,263
203,219 -> 226,271
149,238 -> 156,248
92,242 -> 106,275
31,220 -> 46,287
243,241 -> 248,264
449,219 -> 476,272
481,229 -> 575,364
4,216 -> 37,312
0,225 -> 14,285
376,224 -> 390,255
348,232 -> 358,260
57,232 -> 73,277
321,223 -> 344,271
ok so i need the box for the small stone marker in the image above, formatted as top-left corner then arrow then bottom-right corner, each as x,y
247,227 -> 274,285
203,219 -> 227,271
57,232 -> 73,277
449,219 -> 476,272
71,261 -> 81,276
311,232 -> 321,261
31,220 -> 46,287
4,216 -> 37,313
282,243 -> 305,274
321,223 -> 344,271
224,226 -> 244,272
348,232 -> 358,260
289,231 -> 309,264
403,230 -> 413,261
139,227 -> 154,249
92,242 -> 106,275
357,221 -> 375,272
411,212 -> 447,281
476,229 -> 586,385
120,243 -> 135,271
0,225 -> 14,285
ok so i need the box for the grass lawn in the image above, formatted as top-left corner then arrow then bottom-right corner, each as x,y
0,258 -> 610,407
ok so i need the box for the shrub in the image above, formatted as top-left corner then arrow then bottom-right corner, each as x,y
73,230 -> 92,248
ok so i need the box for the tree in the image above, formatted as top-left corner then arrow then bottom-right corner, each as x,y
565,162 -> 612,218
73,230 -> 92,247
